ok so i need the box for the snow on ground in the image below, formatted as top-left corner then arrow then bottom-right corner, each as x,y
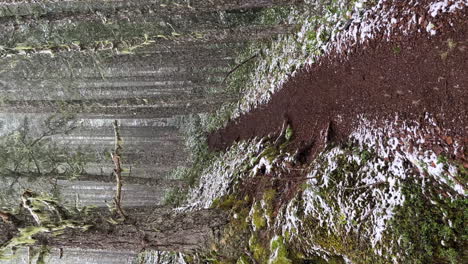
180,111 -> 465,260
189,0 -> 457,211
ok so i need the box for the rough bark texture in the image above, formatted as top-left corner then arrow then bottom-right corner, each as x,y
48,208 -> 228,253
0,207 -> 228,253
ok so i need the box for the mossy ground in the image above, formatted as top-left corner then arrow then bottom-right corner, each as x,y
385,179 -> 466,264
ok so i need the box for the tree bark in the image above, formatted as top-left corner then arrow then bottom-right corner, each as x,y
1,207 -> 228,254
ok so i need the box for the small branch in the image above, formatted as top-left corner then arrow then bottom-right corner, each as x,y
13,154 -> 26,172
275,176 -> 316,181
29,134 -> 47,148
111,120 -> 126,220
30,114 -> 79,147
243,249 -> 259,264
221,53 -> 258,85
28,152 -> 41,175
8,173 -> 22,190
341,181 -> 386,191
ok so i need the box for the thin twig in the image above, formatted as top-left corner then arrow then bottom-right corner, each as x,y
28,152 -> 41,175
29,134 -> 47,148
275,176 -> 317,182
221,53 -> 258,85
341,181 -> 386,191
274,119 -> 288,145
243,249 -> 258,264
8,173 -> 22,190
12,156 -> 25,173
111,120 -> 126,219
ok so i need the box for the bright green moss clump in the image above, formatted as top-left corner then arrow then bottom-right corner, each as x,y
236,255 -> 250,264
387,179 -> 467,264
268,236 -> 292,264
249,235 -> 269,263
252,202 -> 267,230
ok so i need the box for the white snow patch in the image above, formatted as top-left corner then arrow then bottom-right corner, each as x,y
182,139 -> 265,210
429,0 -> 467,17
280,113 -> 466,259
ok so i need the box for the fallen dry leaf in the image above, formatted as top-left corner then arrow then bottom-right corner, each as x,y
445,136 -> 453,145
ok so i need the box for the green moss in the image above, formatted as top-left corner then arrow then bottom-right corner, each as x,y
252,202 -> 266,230
163,187 -> 187,207
286,143 -> 394,263
392,46 -> 401,54
255,6 -> 293,25
259,146 -> 279,163
285,125 -> 294,141
303,222 -> 381,263
249,235 -> 269,263
312,228 -> 346,255
268,236 -> 293,264
212,194 -> 237,210
236,255 -> 250,264
262,189 -> 277,221
305,256 -> 346,264
387,180 -> 467,264
35,245 -> 50,264
263,189 -> 277,204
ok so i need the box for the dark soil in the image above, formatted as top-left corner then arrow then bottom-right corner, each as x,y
208,6 -> 467,165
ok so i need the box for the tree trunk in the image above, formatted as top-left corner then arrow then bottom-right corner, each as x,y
1,207 -> 228,254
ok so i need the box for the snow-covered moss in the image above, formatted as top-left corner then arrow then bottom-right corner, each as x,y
278,116 -> 466,263
183,137 -> 267,209
384,181 -> 466,263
